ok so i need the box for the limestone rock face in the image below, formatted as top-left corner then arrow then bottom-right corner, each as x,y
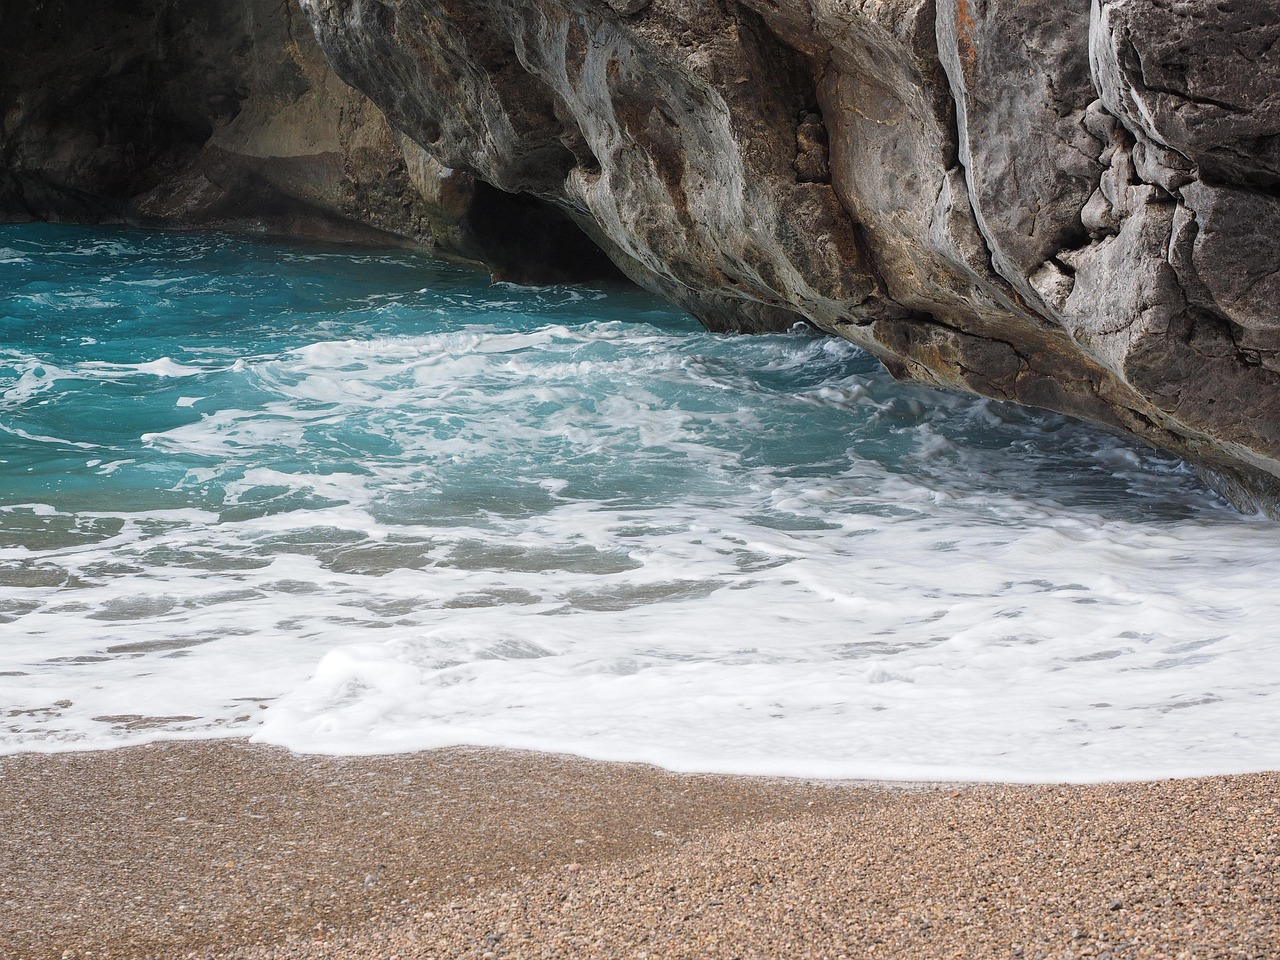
299,0 -> 1280,510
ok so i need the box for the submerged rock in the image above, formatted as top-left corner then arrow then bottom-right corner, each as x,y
296,0 -> 1280,511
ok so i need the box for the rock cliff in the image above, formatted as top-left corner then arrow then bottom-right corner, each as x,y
297,0 -> 1280,511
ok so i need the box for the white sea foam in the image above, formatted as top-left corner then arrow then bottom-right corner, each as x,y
78,357 -> 214,378
3,329 -> 1277,780
3,227 -> 1279,782
0,423 -> 103,449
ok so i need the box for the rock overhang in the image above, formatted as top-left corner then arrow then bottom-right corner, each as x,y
297,0 -> 1280,512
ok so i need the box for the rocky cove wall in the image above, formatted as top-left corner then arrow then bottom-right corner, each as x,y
0,0 -> 619,281
297,0 -> 1280,512
5,0 -> 1280,512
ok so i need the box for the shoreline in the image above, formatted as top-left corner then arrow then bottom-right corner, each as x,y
3,740 -> 1276,959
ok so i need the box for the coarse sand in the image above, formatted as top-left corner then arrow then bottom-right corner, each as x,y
1,741 -> 1277,959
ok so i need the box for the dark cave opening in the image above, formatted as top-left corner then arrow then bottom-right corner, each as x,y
463,180 -> 628,286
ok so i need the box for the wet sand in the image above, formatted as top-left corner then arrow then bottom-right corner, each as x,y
2,741 -> 1276,959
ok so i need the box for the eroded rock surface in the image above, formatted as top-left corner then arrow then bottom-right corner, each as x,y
299,0 -> 1280,510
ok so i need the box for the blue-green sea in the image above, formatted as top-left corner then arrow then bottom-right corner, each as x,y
3,222 -> 1279,781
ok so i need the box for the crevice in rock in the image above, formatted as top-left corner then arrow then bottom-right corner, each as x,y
1128,36 -> 1251,116
1190,168 -> 1280,200
735,1 -> 828,121
929,3 -> 1028,309
1050,254 -> 1078,277
1190,304 -> 1274,372
794,107 -> 831,184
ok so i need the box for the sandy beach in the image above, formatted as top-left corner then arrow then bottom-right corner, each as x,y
2,741 -> 1276,959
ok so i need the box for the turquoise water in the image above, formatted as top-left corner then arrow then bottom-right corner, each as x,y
3,222 -> 1279,781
